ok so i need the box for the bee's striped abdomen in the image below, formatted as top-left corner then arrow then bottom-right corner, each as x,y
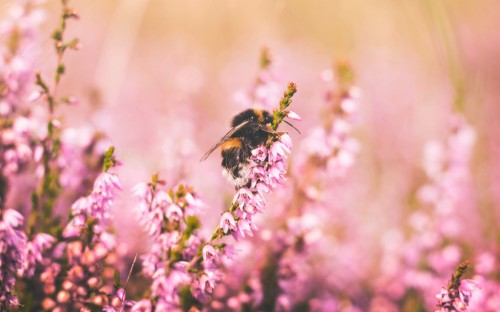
221,138 -> 251,187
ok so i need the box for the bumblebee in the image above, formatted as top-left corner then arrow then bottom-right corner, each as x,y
201,108 -> 299,188
200,109 -> 273,187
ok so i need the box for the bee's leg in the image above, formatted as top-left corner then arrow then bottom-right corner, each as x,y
257,124 -> 289,137
257,124 -> 279,134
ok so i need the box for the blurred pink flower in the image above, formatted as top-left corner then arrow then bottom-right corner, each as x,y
0,209 -> 28,309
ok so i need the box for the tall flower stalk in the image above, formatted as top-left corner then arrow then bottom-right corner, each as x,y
0,0 -> 45,205
215,82 -> 298,242
370,112 -> 479,310
0,209 -> 28,310
132,175 -> 223,311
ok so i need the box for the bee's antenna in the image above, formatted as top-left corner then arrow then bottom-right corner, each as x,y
284,120 -> 301,134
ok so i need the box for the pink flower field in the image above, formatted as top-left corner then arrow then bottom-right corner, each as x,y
1,0 -> 499,311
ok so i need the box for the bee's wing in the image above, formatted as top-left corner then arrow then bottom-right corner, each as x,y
200,120 -> 250,162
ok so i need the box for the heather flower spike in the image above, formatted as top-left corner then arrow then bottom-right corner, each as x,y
0,209 -> 28,310
133,175 -> 224,310
214,82 -> 299,240
272,82 -> 298,131
28,0 -> 82,236
435,261 -> 481,311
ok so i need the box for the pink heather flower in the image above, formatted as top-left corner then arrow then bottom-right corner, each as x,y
233,188 -> 264,214
269,140 -> 290,163
436,288 -> 451,305
251,145 -> 268,162
94,172 -> 123,198
340,98 -> 357,114
147,208 -> 164,237
286,110 -> 301,120
184,192 -> 204,215
459,279 -> 481,299
131,299 -> 152,312
56,169 -> 121,309
218,132 -> 293,244
280,133 -> 293,149
134,184 -> 165,237
62,214 -> 85,238
268,162 -> 286,186
202,244 -> 217,263
166,203 -> 183,221
474,253 -> 496,275
0,0 -> 44,115
132,182 -> 152,201
153,190 -> 173,210
134,180 -> 223,310
297,76 -> 361,179
233,57 -> 283,110
183,235 -> 202,259
235,219 -> 257,239
248,166 -> 268,188
435,266 -> 480,311
71,196 -> 93,215
152,268 -> 191,303
24,233 -> 56,277
220,212 -> 237,234
199,271 -> 217,294
2,208 -> 24,228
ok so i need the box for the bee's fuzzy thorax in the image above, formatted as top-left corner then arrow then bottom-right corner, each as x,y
231,109 -> 262,127
254,109 -> 264,123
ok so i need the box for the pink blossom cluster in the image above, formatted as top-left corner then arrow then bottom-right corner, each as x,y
299,69 -> 361,177
434,261 -> 481,312
233,49 -> 283,111
250,69 -> 363,310
0,0 -> 44,113
133,179 -> 224,311
57,127 -> 109,192
418,114 -> 476,231
371,114 -> 480,310
273,214 -> 323,311
219,133 -> 293,240
0,0 -> 44,177
63,171 -> 122,239
207,214 -> 324,311
0,209 -> 27,309
0,116 -> 40,176
463,252 -> 500,310
31,170 -> 122,311
23,232 -> 55,278
435,279 -> 480,311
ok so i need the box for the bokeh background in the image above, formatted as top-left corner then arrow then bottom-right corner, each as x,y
1,0 -> 499,309
28,0 -> 499,244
